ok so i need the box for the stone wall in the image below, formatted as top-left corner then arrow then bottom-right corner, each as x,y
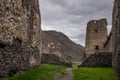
78,0 -> 120,79
41,54 -> 72,67
112,0 -> 120,79
85,19 -> 108,57
79,52 -> 112,67
103,32 -> 114,52
0,0 -> 41,78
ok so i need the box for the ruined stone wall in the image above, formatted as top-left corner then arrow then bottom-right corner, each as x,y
85,19 -> 108,57
79,52 -> 112,67
103,32 -> 114,52
41,54 -> 72,67
0,0 -> 41,78
112,0 -> 120,79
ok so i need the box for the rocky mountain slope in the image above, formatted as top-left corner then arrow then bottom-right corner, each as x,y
42,30 -> 84,62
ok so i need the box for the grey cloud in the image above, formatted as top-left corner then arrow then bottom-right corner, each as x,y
39,0 -> 114,46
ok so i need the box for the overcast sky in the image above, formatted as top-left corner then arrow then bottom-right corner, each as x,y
39,0 -> 114,46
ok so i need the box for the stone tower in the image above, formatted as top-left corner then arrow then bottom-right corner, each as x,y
0,0 -> 41,77
85,19 -> 108,57
112,0 -> 120,79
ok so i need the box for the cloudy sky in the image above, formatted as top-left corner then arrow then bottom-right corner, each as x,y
39,0 -> 114,46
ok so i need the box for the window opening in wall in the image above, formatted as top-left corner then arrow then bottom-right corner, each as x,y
95,45 -> 99,51
94,29 -> 98,34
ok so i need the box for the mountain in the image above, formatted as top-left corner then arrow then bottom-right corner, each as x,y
42,30 -> 84,62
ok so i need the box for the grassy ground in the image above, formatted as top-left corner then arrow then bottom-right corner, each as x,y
72,62 -> 81,69
73,67 -> 118,80
1,65 -> 67,80
1,64 -> 118,80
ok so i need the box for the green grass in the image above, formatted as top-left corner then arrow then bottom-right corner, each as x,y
1,64 -> 118,80
73,67 -> 118,80
72,62 -> 81,69
2,64 -> 67,80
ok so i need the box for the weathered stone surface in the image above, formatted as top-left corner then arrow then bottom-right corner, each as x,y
79,52 -> 112,67
41,54 -> 72,67
85,19 -> 108,57
0,0 -> 41,78
112,0 -> 120,79
103,32 -> 114,52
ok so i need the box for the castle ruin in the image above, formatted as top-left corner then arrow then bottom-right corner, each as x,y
82,0 -> 120,79
85,19 -> 108,57
0,0 -> 42,77
112,0 -> 120,79
80,19 -> 113,67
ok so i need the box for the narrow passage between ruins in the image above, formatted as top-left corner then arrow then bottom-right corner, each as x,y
54,68 -> 73,80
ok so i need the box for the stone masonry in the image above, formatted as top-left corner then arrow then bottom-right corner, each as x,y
103,32 -> 114,52
80,0 -> 120,79
85,19 -> 108,57
112,0 -> 120,79
0,0 -> 41,78
80,52 -> 112,67
41,54 -> 72,67
80,19 -> 112,68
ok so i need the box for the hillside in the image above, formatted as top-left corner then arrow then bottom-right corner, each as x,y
42,30 -> 84,61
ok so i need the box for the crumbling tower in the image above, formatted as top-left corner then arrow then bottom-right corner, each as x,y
85,19 -> 108,57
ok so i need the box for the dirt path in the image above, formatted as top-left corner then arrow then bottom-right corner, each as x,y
54,68 -> 73,80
